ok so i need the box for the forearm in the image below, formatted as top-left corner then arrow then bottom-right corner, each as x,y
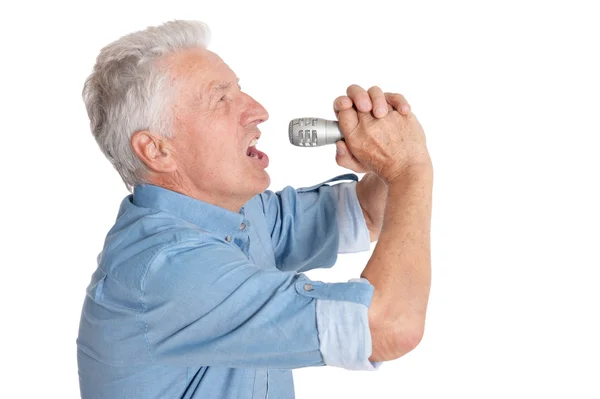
356,172 -> 388,242
361,166 -> 433,361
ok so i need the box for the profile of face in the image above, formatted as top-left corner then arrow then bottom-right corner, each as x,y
135,47 -> 270,211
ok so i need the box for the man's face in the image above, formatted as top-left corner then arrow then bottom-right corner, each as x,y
164,48 -> 270,209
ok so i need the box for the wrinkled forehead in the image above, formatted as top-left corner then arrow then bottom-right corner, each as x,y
160,48 -> 230,87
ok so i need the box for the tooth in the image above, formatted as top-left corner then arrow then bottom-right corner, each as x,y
249,139 -> 258,147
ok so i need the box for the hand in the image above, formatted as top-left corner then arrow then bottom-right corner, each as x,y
333,85 -> 430,184
333,84 -> 412,119
333,85 -> 413,174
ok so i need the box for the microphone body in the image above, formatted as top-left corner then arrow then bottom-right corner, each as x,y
288,118 -> 342,147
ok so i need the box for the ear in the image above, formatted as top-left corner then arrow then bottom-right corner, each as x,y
131,131 -> 177,173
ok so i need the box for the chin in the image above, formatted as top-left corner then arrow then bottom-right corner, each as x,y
256,172 -> 271,192
248,172 -> 270,196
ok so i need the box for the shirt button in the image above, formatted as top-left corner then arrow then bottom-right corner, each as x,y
303,283 -> 313,291
225,236 -> 232,242
240,222 -> 247,230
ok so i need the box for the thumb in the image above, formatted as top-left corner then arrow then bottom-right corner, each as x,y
335,141 -> 368,173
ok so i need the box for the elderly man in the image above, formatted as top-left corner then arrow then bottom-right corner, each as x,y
77,20 -> 433,399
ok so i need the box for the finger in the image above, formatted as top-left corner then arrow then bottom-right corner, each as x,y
336,107 -> 359,139
384,92 -> 411,114
335,141 -> 368,173
346,84 -> 372,113
333,95 -> 353,118
368,86 -> 388,118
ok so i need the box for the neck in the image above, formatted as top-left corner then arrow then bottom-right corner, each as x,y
149,175 -> 247,213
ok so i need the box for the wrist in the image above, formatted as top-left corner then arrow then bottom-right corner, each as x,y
387,161 -> 433,186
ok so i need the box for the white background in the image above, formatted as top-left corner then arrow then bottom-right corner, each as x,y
1,0 -> 599,398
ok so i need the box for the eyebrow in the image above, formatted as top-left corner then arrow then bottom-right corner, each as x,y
208,78 -> 241,101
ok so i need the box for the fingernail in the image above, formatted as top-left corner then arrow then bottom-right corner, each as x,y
336,144 -> 345,155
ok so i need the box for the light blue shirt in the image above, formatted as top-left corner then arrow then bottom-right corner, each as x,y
77,173 -> 381,399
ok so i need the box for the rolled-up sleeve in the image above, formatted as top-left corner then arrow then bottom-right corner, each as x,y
313,277 -> 382,370
332,181 -> 371,254
138,241 -> 379,371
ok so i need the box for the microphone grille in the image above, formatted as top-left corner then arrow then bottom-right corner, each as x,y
288,120 -> 294,144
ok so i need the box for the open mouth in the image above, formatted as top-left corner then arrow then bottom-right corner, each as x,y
247,138 -> 264,159
245,137 -> 269,168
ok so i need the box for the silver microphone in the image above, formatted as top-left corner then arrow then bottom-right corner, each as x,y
288,118 -> 343,147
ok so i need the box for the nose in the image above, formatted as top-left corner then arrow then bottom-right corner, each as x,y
240,92 -> 269,126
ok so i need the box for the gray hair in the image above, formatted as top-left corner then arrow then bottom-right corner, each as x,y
82,20 -> 211,191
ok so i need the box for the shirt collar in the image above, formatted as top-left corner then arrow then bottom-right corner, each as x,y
132,184 -> 248,237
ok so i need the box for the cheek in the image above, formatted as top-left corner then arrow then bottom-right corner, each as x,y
194,140 -> 235,172
175,113 -> 243,168
171,134 -> 209,170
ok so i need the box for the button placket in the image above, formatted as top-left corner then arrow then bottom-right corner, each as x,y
242,236 -> 251,258
224,219 -> 250,250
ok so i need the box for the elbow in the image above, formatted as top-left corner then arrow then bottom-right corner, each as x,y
370,319 -> 425,362
367,294 -> 429,362
392,324 -> 425,358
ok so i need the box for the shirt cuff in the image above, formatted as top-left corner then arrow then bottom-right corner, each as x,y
332,181 -> 371,254
315,277 -> 383,371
